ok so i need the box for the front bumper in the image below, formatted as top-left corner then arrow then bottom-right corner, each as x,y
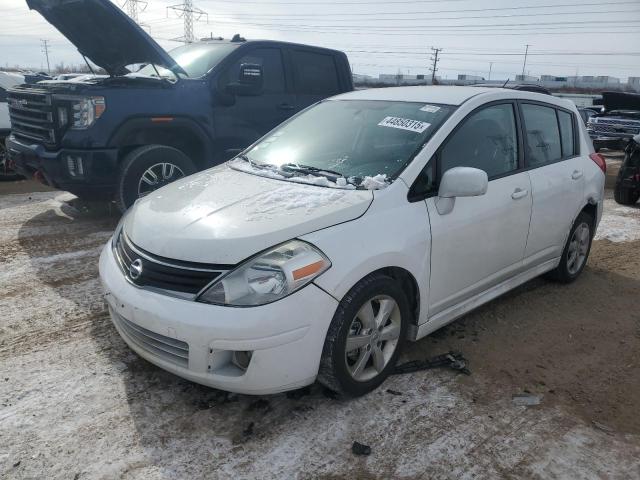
6,135 -> 118,199
587,130 -> 634,151
99,244 -> 339,395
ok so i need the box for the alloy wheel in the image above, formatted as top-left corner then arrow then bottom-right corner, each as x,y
567,222 -> 590,275
345,295 -> 402,382
137,162 -> 185,198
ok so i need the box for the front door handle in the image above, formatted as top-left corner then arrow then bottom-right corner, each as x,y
511,188 -> 528,200
277,103 -> 296,111
572,170 -> 583,180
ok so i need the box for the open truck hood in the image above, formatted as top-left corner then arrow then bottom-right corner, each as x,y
601,91 -> 640,113
27,0 -> 186,76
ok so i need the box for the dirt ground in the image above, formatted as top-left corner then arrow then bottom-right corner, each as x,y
1,176 -> 640,479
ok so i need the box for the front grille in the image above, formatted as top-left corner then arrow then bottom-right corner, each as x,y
596,118 -> 640,128
114,232 -> 230,295
7,85 -> 56,145
111,309 -> 189,367
589,118 -> 640,135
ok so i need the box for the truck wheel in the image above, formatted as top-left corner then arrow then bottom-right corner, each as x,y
317,273 -> 409,397
614,184 -> 639,205
116,145 -> 196,211
0,141 -> 22,181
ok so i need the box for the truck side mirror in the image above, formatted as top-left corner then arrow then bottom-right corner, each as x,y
226,63 -> 263,96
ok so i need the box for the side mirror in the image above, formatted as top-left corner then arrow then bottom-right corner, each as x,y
436,167 -> 488,215
226,63 -> 263,96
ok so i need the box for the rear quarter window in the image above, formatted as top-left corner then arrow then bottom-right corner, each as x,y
557,110 -> 576,157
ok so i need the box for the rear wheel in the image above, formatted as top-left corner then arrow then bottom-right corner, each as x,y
546,212 -> 593,283
318,274 -> 409,397
614,184 -> 639,206
116,145 -> 196,211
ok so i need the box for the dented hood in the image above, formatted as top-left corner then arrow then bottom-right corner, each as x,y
124,165 -> 373,264
27,0 -> 185,76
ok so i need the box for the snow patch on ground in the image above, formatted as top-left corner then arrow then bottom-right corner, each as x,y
595,198 -> 640,242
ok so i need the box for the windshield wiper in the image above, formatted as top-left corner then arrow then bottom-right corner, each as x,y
280,163 -> 345,179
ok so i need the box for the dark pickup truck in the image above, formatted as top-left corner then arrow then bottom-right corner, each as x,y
6,0 -> 353,209
587,91 -> 640,152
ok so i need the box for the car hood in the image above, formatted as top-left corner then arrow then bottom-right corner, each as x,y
124,165 -> 374,264
601,91 -> 640,113
27,0 -> 185,76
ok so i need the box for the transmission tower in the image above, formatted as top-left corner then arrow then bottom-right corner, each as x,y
40,39 -> 51,73
123,0 -> 147,23
167,0 -> 209,43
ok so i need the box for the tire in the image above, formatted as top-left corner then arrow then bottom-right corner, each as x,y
317,273 -> 410,397
546,212 -> 594,283
614,184 -> 639,206
0,140 -> 23,181
116,145 -> 197,211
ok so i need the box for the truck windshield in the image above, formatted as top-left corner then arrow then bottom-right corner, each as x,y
136,43 -> 238,78
240,99 -> 455,184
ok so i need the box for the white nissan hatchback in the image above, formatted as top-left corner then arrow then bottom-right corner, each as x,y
99,86 -> 605,397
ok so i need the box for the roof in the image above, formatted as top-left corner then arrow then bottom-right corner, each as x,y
333,85 -> 575,109
333,86 -> 496,105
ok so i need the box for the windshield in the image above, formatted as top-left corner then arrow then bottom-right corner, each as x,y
136,43 -> 238,78
239,99 -> 454,187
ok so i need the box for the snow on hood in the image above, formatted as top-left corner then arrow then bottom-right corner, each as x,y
124,164 -> 373,264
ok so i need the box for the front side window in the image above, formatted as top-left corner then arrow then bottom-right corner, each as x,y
558,110 -> 576,157
522,104 -> 562,167
291,50 -> 340,95
241,100 -> 455,185
220,48 -> 286,94
440,103 -> 519,179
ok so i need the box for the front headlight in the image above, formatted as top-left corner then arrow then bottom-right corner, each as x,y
197,240 -> 331,306
111,210 -> 129,248
71,96 -> 105,129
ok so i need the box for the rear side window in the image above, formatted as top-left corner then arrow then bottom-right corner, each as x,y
521,104 -> 562,167
291,50 -> 340,95
558,110 -> 575,157
439,103 -> 519,179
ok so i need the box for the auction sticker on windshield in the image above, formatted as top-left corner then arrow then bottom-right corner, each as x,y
378,116 -> 431,133
419,104 -> 441,113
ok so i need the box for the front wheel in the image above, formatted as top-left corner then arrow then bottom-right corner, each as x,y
546,212 -> 593,283
0,140 -> 23,181
116,145 -> 197,211
317,274 -> 410,397
614,184 -> 639,206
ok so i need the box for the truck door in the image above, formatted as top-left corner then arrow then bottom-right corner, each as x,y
213,47 -> 294,160
288,49 -> 342,112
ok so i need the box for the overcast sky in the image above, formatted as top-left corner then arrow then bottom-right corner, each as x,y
2,0 -> 639,81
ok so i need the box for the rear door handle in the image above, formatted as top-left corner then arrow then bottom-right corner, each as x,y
511,188 -> 528,200
572,170 -> 583,180
277,103 -> 296,111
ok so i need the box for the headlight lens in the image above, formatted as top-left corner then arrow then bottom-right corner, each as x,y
71,96 -> 105,129
111,210 -> 129,248
197,240 -> 331,306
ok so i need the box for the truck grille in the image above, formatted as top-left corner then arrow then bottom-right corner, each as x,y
110,309 -> 190,368
114,232 -> 230,296
7,85 -> 56,145
589,118 -> 640,135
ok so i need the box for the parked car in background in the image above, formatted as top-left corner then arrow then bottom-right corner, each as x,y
100,86 -> 605,396
587,91 -> 640,151
0,71 -> 25,180
7,0 -> 353,210
578,107 -> 599,125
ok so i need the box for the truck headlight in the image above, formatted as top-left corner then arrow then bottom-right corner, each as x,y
197,240 -> 331,306
71,96 -> 105,129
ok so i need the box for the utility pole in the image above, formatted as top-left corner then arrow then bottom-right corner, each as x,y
167,0 -> 208,44
430,47 -> 442,84
521,44 -> 530,79
123,0 -> 147,23
488,62 -> 493,81
40,39 -> 51,73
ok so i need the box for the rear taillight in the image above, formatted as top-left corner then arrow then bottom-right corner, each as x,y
589,153 -> 606,174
